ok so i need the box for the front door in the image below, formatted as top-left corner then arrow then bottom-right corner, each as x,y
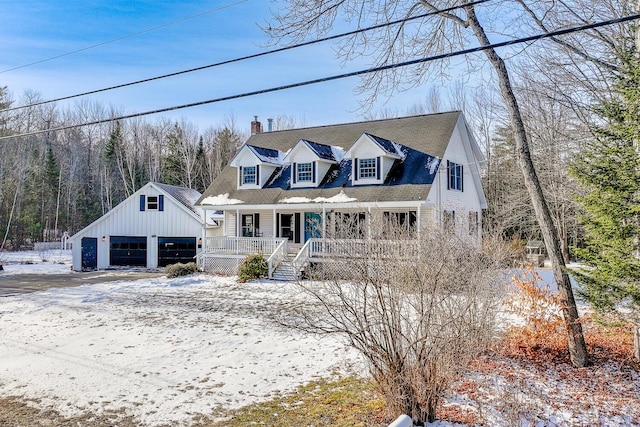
304,212 -> 322,242
279,214 -> 294,240
81,237 -> 97,270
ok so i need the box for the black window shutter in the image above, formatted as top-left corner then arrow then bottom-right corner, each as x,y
254,213 -> 260,235
294,213 -> 301,244
376,157 -> 381,180
292,162 -> 297,184
276,214 -> 280,238
158,195 -> 164,211
312,161 -> 316,183
354,158 -> 359,181
239,166 -> 243,187
256,165 -> 260,185
446,160 -> 451,190
140,195 -> 146,211
460,164 -> 464,192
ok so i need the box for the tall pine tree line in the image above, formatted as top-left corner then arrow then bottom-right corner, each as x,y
571,48 -> 640,361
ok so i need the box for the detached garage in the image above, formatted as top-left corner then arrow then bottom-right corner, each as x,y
70,182 -> 207,271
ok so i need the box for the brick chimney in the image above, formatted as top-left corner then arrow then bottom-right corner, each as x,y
251,115 -> 262,135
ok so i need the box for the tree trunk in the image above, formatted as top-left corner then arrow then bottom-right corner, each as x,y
634,323 -> 640,362
1,185 -> 19,250
466,5 -> 589,367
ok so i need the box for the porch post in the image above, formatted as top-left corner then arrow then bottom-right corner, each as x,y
273,207 -> 276,237
417,204 -> 421,238
236,209 -> 240,254
202,207 -> 207,251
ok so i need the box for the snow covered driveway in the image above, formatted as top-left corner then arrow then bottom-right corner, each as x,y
0,275 -> 357,426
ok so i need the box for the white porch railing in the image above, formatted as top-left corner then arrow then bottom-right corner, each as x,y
203,237 -> 286,255
267,239 -> 288,279
199,237 -> 419,278
292,239 -> 313,273
307,238 -> 417,259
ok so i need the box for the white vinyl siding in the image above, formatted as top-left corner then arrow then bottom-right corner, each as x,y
70,185 -> 202,271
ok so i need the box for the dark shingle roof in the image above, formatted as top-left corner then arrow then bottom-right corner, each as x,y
154,182 -> 202,218
365,133 -> 400,156
303,140 -> 338,161
248,145 -> 283,164
196,112 -> 461,206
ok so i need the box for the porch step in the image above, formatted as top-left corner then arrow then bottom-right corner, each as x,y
272,261 -> 299,281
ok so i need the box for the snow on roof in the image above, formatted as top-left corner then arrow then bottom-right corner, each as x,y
279,191 -> 357,204
331,146 -> 345,162
248,145 -> 284,164
366,133 -> 404,157
303,140 -> 339,162
200,193 -> 244,205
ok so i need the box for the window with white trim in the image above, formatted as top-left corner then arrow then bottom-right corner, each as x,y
383,211 -> 417,237
147,196 -> 158,210
242,166 -> 256,185
359,158 -> 377,179
297,162 -> 313,182
448,161 -> 463,191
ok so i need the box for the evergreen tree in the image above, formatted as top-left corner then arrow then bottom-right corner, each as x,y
162,123 -> 185,186
571,49 -> 640,361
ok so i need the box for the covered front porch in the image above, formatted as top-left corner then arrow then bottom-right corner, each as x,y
197,235 -> 416,280
197,202 -> 432,279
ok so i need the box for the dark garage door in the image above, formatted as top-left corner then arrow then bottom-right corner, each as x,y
110,236 -> 147,267
158,237 -> 196,267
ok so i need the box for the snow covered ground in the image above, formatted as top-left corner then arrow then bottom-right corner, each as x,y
0,249 -> 72,275
0,257 -> 358,426
0,254 -> 637,426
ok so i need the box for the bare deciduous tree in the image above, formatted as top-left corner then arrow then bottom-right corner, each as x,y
280,219 -> 509,424
265,0 -> 591,367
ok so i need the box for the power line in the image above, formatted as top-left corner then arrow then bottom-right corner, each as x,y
2,0 -> 490,113
1,12 -> 638,141
0,0 -> 248,74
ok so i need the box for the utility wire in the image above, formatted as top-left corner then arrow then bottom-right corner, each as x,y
2,12 -> 638,141
2,0 -> 490,112
0,0 -> 248,74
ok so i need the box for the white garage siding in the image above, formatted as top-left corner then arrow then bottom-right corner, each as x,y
70,183 -> 203,271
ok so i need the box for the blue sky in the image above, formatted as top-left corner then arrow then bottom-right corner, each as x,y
0,0 -> 446,133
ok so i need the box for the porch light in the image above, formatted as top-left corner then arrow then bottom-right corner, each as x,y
101,236 -> 106,242
197,238 -> 202,248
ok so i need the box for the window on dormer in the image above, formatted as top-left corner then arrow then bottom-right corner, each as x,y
359,158 -> 377,179
242,166 -> 256,185
297,162 -> 313,182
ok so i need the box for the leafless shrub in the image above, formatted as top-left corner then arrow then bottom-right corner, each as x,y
280,217 -> 511,424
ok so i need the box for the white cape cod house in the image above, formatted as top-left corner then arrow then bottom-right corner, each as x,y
195,111 -> 487,279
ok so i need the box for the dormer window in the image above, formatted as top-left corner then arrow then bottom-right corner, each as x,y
296,162 -> 313,182
286,140 -> 338,189
242,166 -> 257,185
231,145 -> 284,190
346,133 -> 402,186
358,158 -> 377,179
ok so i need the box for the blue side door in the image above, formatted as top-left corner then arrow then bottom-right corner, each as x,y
304,212 -> 323,242
81,237 -> 98,271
